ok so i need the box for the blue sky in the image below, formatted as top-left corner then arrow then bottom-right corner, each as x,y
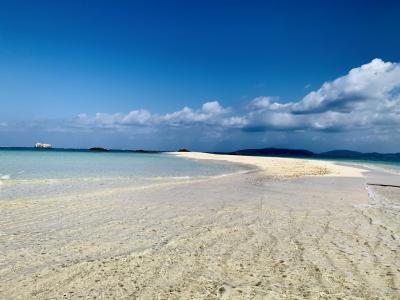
1,0 -> 400,151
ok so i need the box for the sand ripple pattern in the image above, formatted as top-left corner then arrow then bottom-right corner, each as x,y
1,171 -> 400,299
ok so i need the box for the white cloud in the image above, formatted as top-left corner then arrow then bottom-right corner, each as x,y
221,116 -> 248,127
201,101 -> 226,114
74,109 -> 152,129
121,110 -> 152,125
73,101 -> 234,129
71,59 -> 400,136
160,101 -> 230,126
248,96 -> 290,111
290,58 -> 400,114
242,58 -> 400,132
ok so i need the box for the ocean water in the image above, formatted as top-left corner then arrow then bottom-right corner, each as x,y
352,160 -> 400,174
254,153 -> 400,175
311,157 -> 400,174
0,148 -> 247,200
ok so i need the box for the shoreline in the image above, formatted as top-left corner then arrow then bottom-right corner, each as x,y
171,151 -> 367,178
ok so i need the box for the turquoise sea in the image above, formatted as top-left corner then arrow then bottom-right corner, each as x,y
310,157 -> 400,174
0,148 -> 247,200
2,148 -> 399,201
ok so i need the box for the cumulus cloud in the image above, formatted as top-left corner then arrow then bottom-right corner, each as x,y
70,59 -> 400,136
72,101 -> 238,130
241,58 -> 400,132
121,110 -> 152,125
160,101 -> 231,126
291,58 -> 400,114
74,109 -> 153,130
248,96 -> 290,111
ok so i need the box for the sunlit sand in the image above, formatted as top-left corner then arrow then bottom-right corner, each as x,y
1,153 -> 400,298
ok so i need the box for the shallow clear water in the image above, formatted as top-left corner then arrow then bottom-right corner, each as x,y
351,160 -> 400,174
310,157 -> 400,174
0,148 -> 246,200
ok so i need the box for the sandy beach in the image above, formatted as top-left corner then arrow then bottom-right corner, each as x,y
1,153 -> 400,299
172,152 -> 366,178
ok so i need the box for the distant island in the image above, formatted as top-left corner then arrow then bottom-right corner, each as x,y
89,147 -> 109,152
225,147 -> 400,161
230,147 -> 313,157
2,146 -> 399,162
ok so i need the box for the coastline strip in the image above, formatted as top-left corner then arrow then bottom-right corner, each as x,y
171,152 -> 366,178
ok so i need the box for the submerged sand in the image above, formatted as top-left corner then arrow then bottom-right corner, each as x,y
1,153 -> 400,299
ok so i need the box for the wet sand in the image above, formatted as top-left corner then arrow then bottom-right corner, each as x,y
1,154 -> 400,299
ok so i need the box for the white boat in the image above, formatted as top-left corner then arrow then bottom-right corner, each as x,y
35,143 -> 53,149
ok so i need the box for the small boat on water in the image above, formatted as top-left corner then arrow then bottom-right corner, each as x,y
35,143 -> 53,149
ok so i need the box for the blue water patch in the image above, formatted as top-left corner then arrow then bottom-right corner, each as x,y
0,148 -> 249,201
0,148 -> 244,180
307,157 -> 400,174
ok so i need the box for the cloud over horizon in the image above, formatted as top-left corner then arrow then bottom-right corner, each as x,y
242,58 -> 400,132
72,58 -> 400,133
2,59 -> 400,152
